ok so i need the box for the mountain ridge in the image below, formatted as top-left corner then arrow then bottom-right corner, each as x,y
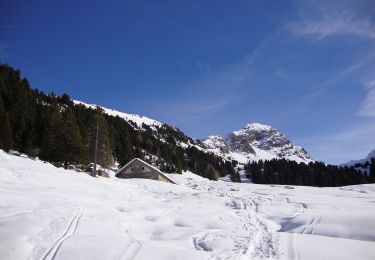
75,98 -> 313,165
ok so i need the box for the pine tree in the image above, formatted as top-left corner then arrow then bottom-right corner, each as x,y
86,108 -> 114,167
21,129 -> 35,156
370,158 -> 375,181
9,78 -> 37,152
118,132 -> 133,166
0,81 -> 13,151
0,111 -> 13,151
60,110 -> 85,168
41,106 -> 84,167
40,105 -> 64,162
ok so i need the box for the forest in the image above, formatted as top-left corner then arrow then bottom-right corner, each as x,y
244,158 -> 374,187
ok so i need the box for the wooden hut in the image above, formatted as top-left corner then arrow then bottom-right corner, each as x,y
115,158 -> 175,184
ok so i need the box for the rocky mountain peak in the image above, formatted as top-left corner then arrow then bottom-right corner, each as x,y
203,123 -> 313,164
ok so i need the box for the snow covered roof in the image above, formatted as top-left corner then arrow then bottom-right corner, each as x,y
116,158 -> 175,184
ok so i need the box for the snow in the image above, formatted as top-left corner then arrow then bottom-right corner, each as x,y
73,100 -> 162,129
233,122 -> 272,135
1,150 -> 375,260
203,144 -> 311,165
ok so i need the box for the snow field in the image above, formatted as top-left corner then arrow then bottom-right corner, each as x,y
1,150 -> 375,259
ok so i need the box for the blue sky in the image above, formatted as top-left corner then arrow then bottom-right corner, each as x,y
1,0 -> 375,164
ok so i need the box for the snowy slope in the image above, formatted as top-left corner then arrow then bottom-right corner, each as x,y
203,123 -> 313,164
73,100 -> 163,129
1,151 -> 375,260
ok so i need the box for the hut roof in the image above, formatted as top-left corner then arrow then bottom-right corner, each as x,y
116,158 -> 176,184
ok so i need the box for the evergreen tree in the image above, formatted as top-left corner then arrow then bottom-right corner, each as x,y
41,107 -> 84,167
86,108 -> 114,167
40,104 -> 64,162
370,158 -> 375,181
0,109 -> 13,151
9,78 -> 37,152
0,82 -> 13,150
60,110 -> 85,168
117,129 -> 133,166
21,129 -> 35,156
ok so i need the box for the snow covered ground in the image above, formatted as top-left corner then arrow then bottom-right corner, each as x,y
1,151 -> 375,260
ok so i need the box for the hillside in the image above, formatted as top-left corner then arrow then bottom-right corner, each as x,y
1,150 -> 375,259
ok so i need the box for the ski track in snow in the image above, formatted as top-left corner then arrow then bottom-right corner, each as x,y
288,232 -> 300,260
41,207 -> 85,260
301,215 -> 322,235
120,232 -> 142,260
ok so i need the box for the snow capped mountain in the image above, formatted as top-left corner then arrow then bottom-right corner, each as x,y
203,123 -> 313,164
73,100 -> 313,165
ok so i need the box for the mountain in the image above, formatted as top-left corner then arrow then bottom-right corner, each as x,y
344,149 -> 375,167
74,101 -> 313,165
202,123 -> 313,164
342,149 -> 375,176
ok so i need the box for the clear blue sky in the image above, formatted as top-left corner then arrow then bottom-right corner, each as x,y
1,0 -> 375,164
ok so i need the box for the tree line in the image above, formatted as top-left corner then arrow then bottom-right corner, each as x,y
0,64 -> 237,180
244,158 -> 374,187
